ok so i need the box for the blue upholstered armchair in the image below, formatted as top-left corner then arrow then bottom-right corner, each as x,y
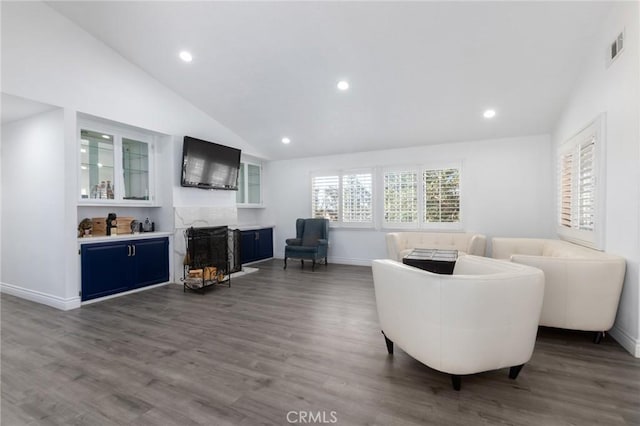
284,218 -> 329,271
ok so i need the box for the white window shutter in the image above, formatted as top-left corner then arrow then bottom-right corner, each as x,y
342,173 -> 373,223
383,170 -> 418,225
557,114 -> 604,249
311,175 -> 339,221
423,168 -> 460,223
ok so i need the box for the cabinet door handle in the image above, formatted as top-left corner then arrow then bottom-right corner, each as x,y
255,232 -> 259,240
127,245 -> 132,257
132,245 -> 136,256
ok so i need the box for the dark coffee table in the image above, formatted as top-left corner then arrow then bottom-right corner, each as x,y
402,248 -> 458,274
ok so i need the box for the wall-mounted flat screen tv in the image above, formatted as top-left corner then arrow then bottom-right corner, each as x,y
181,136 -> 241,190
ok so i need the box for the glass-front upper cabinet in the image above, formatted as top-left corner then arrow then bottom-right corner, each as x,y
80,130 -> 116,200
247,163 -> 261,204
79,117 -> 155,205
236,163 -> 246,204
122,138 -> 149,200
236,160 -> 263,207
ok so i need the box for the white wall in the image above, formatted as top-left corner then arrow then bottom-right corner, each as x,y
265,134 -> 554,265
1,0 -> 263,222
1,109 -> 76,308
1,2 -> 263,159
1,2 -> 265,306
553,1 -> 640,356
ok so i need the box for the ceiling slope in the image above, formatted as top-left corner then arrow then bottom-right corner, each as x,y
49,1 -> 611,159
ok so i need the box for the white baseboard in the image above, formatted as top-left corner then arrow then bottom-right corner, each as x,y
609,325 -> 640,358
81,281 -> 171,306
0,282 -> 81,311
275,252 -> 372,267
242,257 -> 274,267
327,257 -> 372,267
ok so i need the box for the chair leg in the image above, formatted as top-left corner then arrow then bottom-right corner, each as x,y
451,375 -> 461,391
300,259 -> 304,269
381,331 -> 393,354
312,259 -> 316,271
509,364 -> 525,380
325,257 -> 328,266
283,257 -> 287,270
593,331 -> 605,344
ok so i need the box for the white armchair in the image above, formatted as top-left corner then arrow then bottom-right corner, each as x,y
385,232 -> 486,261
372,256 -> 544,390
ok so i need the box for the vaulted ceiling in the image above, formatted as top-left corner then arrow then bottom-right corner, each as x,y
49,1 -> 611,159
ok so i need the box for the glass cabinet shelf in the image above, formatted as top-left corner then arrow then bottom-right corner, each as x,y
78,118 -> 155,205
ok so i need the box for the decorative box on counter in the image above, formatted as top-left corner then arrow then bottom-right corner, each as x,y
91,217 -> 107,236
90,216 -> 136,236
116,217 -> 135,235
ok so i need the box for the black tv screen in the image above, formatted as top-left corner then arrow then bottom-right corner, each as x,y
181,136 -> 241,190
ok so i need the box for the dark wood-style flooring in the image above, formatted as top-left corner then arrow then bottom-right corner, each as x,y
2,260 -> 640,425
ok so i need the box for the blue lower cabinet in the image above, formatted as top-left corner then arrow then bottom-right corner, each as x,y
240,231 -> 258,264
132,238 -> 170,289
240,228 -> 273,264
257,228 -> 273,259
81,237 -> 169,301
81,241 -> 131,301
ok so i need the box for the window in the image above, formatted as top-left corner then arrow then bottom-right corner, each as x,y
383,165 -> 461,229
342,172 -> 373,223
557,114 -> 604,249
312,175 -> 339,221
384,170 -> 418,225
311,171 -> 373,225
423,168 -> 460,223
311,165 -> 460,229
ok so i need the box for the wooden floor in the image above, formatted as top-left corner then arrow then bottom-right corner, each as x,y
2,259 -> 640,425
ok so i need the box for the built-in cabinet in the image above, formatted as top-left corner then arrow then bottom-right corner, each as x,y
79,117 -> 155,205
240,228 -> 273,264
80,236 -> 169,301
236,161 -> 263,206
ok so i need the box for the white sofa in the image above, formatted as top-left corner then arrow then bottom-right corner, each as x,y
385,232 -> 486,261
372,255 -> 544,390
492,238 -> 626,340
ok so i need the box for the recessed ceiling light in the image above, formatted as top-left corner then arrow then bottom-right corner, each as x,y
101,134 -> 110,139
80,165 -> 87,170
97,163 -> 103,168
179,51 -> 193,62
281,137 -> 291,144
337,80 -> 349,91
80,148 -> 87,153
483,109 -> 496,119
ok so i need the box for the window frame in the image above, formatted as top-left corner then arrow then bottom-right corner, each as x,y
381,166 -> 420,229
557,114 -> 606,250
311,169 -> 375,228
381,162 -> 463,231
309,162 -> 463,231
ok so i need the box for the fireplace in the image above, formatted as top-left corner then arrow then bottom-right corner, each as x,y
183,226 -> 242,292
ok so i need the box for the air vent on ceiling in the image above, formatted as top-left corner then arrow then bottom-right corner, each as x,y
607,30 -> 624,67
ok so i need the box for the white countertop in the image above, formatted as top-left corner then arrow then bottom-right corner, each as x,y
78,231 -> 173,245
232,224 -> 275,231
